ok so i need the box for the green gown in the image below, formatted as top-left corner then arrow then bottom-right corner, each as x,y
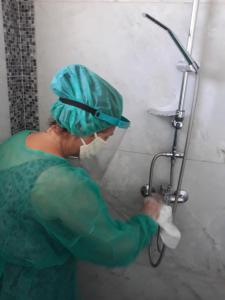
0,130 -> 158,300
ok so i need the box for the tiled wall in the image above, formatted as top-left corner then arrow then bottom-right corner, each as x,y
1,0 -> 39,134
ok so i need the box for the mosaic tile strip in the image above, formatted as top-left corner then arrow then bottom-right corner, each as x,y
1,0 -> 39,134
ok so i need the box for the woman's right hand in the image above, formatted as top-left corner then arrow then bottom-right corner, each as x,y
142,194 -> 162,221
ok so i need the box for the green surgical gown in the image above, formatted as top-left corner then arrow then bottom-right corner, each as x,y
0,130 -> 158,300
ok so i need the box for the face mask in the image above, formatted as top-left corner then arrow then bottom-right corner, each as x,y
79,133 -> 107,160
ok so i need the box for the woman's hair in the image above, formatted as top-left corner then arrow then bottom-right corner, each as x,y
48,117 -> 112,135
48,118 -> 68,132
48,118 -> 57,127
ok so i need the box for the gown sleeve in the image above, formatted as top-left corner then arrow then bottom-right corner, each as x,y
31,163 -> 158,267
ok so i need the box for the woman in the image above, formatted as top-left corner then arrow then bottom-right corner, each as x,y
0,65 -> 160,299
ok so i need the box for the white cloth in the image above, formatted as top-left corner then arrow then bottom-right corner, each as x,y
156,205 -> 181,249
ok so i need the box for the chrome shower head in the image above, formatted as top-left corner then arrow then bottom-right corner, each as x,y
143,12 -> 199,72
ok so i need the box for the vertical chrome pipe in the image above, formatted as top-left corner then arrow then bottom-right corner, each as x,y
173,73 -> 200,214
187,0 -> 200,54
178,0 -> 200,111
173,0 -> 200,213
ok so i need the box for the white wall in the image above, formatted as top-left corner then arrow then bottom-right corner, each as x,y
34,1 -> 225,299
0,3 -> 11,141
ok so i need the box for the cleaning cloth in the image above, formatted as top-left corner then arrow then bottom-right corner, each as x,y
156,204 -> 181,249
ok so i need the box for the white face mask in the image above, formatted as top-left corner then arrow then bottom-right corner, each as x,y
79,133 -> 107,160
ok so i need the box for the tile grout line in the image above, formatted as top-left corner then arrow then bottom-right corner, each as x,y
118,149 -> 225,165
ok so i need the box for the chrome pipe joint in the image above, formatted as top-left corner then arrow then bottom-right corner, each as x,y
172,110 -> 185,129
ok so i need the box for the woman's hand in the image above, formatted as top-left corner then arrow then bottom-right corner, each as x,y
142,194 -> 162,220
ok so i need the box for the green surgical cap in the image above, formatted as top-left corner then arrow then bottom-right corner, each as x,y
50,64 -> 126,136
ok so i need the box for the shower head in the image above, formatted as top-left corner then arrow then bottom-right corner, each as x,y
143,12 -> 199,72
142,13 -> 168,31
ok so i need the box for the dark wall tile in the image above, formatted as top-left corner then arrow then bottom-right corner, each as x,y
1,0 -> 39,134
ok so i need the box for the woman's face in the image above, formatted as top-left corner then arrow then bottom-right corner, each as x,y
63,126 -> 116,157
83,126 -> 115,143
